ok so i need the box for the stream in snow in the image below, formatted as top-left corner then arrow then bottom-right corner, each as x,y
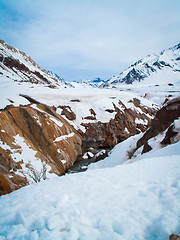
67,148 -> 110,174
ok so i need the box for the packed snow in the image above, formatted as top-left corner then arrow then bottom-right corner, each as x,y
0,77 -> 158,133
0,141 -> 179,239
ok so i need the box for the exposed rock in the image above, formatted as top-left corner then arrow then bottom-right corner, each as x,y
59,105 -> 76,121
84,116 -> 96,120
95,150 -> 108,162
0,173 -> 27,196
70,99 -> 81,102
161,125 -> 178,145
136,98 -> 180,154
105,109 -> 114,113
142,142 -> 152,154
0,103 -> 82,195
169,234 -> 180,240
81,99 -> 156,149
89,108 -> 96,116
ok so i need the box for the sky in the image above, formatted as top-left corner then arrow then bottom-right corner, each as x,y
0,0 -> 180,82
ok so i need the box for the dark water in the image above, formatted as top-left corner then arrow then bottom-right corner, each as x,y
67,149 -> 110,174
67,157 -> 96,173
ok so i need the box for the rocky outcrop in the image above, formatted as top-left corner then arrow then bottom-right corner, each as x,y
137,97 -> 180,150
0,103 -> 82,195
81,98 -> 157,148
169,234 -> 180,240
59,106 -> 76,121
114,98 -> 180,159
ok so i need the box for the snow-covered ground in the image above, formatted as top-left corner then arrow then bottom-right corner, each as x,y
0,79 -> 158,133
107,82 -> 180,106
0,139 -> 179,239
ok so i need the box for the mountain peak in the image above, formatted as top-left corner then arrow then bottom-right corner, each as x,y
102,43 -> 180,87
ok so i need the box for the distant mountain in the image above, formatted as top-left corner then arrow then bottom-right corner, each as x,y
46,70 -> 65,82
77,78 -> 106,88
102,43 -> 180,88
0,40 -> 71,88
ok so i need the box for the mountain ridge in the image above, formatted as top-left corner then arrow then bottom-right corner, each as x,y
0,39 -> 70,88
101,43 -> 180,87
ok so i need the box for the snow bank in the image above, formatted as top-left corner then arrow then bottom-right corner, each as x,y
0,152 -> 179,239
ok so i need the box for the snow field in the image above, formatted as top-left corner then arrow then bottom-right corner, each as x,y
0,154 -> 179,240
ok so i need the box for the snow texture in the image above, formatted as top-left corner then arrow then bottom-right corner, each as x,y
0,144 -> 179,239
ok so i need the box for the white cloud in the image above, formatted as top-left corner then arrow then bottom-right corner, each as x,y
0,0 -> 180,81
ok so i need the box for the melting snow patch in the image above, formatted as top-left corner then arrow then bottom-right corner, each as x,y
83,151 -> 94,159
32,115 -> 41,126
135,118 -> 148,125
61,160 -> 67,164
95,150 -> 106,158
174,118 -> 180,132
124,127 -> 129,134
54,132 -> 74,142
31,104 -> 45,114
49,116 -> 63,128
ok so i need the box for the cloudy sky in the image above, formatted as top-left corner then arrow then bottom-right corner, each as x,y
0,0 -> 180,81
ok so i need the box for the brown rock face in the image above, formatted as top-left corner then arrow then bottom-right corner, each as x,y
59,106 -> 76,121
137,97 -> 180,150
0,103 -> 82,195
81,99 -> 157,149
161,125 -> 178,145
169,234 -> 180,240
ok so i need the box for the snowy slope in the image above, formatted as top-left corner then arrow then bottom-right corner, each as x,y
101,43 -> 180,105
27,85 -> 158,133
89,103 -> 180,170
46,70 -> 74,87
103,43 -> 180,86
0,142 -> 179,240
0,40 -> 70,88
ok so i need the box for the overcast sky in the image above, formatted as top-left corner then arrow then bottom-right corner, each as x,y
0,0 -> 180,81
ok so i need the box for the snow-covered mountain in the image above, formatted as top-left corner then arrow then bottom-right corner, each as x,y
46,70 -> 74,87
0,40 -> 159,195
102,43 -> 180,87
0,40 -> 180,239
79,78 -> 106,88
0,40 -> 70,88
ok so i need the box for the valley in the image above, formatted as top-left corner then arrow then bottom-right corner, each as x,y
0,40 -> 180,239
